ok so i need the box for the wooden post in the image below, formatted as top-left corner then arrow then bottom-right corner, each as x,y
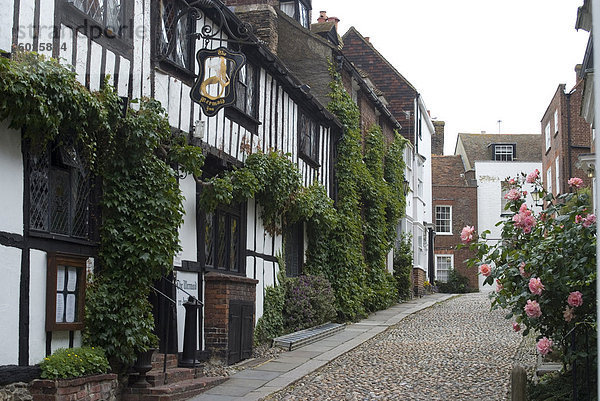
511,365 -> 527,401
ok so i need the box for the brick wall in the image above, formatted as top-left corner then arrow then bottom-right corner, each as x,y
412,268 -> 425,297
203,273 -> 258,362
30,374 -> 117,401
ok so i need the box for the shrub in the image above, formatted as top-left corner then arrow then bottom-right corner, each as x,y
436,270 -> 475,294
254,283 -> 286,345
283,275 -> 337,332
39,346 -> 110,379
393,234 -> 413,300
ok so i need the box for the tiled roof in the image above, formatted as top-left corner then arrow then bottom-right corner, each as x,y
457,133 -> 542,165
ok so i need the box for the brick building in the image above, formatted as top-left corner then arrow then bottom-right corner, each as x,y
541,69 -> 593,196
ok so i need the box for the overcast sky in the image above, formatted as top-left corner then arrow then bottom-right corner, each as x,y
311,0 -> 590,155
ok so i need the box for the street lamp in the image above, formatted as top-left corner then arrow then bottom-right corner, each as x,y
531,190 -> 543,207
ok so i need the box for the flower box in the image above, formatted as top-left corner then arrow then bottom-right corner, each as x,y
30,373 -> 117,401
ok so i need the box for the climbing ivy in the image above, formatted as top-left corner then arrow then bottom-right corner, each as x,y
0,53 -> 204,369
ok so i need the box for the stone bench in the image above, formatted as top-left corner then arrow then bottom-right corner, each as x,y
273,322 -> 345,351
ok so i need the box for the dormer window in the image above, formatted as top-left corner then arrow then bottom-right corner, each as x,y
492,144 -> 515,161
280,0 -> 310,28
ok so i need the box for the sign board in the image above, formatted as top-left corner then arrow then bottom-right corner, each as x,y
190,47 -> 246,117
175,271 -> 200,351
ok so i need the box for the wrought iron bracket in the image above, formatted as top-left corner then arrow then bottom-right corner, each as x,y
157,0 -> 256,64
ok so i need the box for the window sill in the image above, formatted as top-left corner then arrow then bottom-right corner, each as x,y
28,230 -> 97,246
435,232 -> 453,236
299,153 -> 321,169
156,59 -> 196,86
225,107 -> 261,133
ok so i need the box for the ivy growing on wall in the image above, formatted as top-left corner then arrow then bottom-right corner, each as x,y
0,53 -> 204,369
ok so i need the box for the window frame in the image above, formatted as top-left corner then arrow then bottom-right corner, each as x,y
60,0 -> 133,54
298,111 -> 321,166
201,203 -> 246,275
434,205 -> 452,235
279,0 -> 311,28
545,123 -> 551,152
554,109 -> 559,136
546,168 -> 553,195
492,144 -> 515,161
45,253 -> 87,331
435,254 -> 453,283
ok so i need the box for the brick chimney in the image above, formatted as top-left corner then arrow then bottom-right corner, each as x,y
432,120 -> 445,155
222,0 -> 279,54
327,16 -> 340,30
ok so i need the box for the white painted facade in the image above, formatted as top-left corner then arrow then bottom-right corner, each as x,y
1,0 -> 339,366
474,160 -> 542,290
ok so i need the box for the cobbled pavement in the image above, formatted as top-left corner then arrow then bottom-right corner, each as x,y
263,292 -> 534,401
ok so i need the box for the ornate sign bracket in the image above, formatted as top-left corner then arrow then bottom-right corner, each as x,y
157,0 -> 256,64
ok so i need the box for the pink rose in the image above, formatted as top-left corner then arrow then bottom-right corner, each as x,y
537,337 -> 553,356
567,291 -> 583,307
526,169 -> 540,183
513,204 -> 536,234
519,262 -> 530,278
509,178 -> 517,185
513,322 -> 521,332
583,214 -> 596,228
524,299 -> 542,318
576,215 -> 584,224
528,277 -> 544,295
479,264 -> 491,277
563,306 -> 574,322
460,225 -> 475,244
495,279 -> 503,293
568,177 -> 584,188
504,188 -> 521,201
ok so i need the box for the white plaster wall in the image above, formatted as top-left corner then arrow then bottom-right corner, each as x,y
29,249 -> 48,363
0,122 -> 24,235
177,175 -> 197,266
0,245 -> 21,365
475,161 -> 542,291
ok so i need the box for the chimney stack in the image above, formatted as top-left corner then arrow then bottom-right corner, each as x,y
575,63 -> 583,82
318,10 -> 327,23
327,16 -> 340,30
432,120 -> 445,155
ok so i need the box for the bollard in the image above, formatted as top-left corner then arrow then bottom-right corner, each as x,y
179,296 -> 202,368
511,365 -> 527,401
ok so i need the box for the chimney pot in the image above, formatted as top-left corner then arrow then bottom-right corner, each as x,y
318,10 -> 327,23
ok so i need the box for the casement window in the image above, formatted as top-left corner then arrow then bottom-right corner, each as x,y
284,223 -> 303,278
202,204 -> 245,274
435,255 -> 453,283
28,142 -> 91,240
545,123 -> 551,151
158,0 -> 193,72
554,110 -> 559,135
279,0 -> 310,28
435,205 -> 452,234
234,63 -> 258,118
492,144 -> 515,161
46,254 -> 87,331
299,112 -> 320,165
63,0 -> 132,46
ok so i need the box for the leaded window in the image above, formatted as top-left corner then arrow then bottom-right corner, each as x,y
299,113 -> 319,164
158,0 -> 193,70
68,0 -> 122,35
235,63 -> 257,118
203,205 -> 243,274
29,141 -> 90,240
284,223 -> 303,277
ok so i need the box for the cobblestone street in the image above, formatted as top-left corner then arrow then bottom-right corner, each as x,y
264,293 -> 532,401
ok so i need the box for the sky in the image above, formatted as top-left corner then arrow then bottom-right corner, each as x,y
310,0 -> 590,155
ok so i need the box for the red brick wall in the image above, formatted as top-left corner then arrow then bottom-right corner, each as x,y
30,374 -> 118,401
412,268 -> 425,297
203,273 -> 258,361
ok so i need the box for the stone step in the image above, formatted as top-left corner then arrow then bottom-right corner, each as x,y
122,376 -> 228,401
273,322 -> 345,351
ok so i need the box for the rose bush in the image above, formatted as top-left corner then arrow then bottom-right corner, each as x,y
461,172 -> 596,378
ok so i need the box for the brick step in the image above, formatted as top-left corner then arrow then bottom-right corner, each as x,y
145,367 -> 199,387
122,376 -> 228,401
151,353 -> 178,370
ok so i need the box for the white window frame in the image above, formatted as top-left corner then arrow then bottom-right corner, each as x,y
435,205 -> 452,235
545,123 -> 551,151
435,254 -> 453,283
546,168 -> 553,195
554,110 -> 559,135
493,144 -> 515,161
555,158 -> 560,194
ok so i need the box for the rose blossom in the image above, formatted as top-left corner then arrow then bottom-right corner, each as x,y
575,215 -> 584,224
537,337 -> 553,356
528,277 -> 544,295
526,169 -> 540,183
479,264 -> 491,277
513,322 -> 521,332
568,177 -> 584,188
567,291 -> 583,307
495,279 -> 503,293
519,262 -> 530,278
513,204 -> 536,234
583,214 -> 596,228
563,306 -> 574,322
460,225 -> 475,244
509,178 -> 517,185
524,299 -> 542,318
504,188 -> 521,201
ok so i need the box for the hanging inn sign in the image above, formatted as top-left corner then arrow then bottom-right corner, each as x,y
190,47 -> 246,117
155,0 -> 254,117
